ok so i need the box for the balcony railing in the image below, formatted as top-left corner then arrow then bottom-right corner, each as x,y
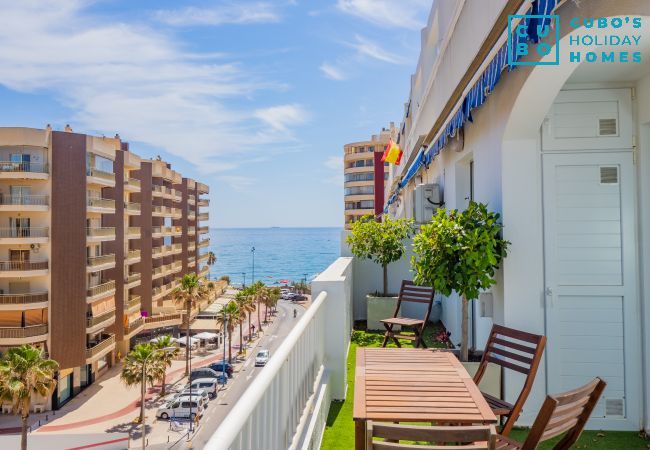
198,198 -> 209,207
86,309 -> 115,328
198,213 -> 209,221
0,292 -> 48,305
0,324 -> 48,339
87,168 -> 115,183
198,239 -> 210,248
0,161 -> 48,174
205,257 -> 352,450
0,260 -> 48,271
188,226 -> 196,235
126,226 -> 140,236
126,273 -> 141,284
171,243 -> 182,253
125,202 -> 141,213
124,316 -> 145,335
87,254 -> 115,267
86,334 -> 115,359
126,249 -> 141,261
124,177 -> 141,189
0,195 -> 49,206
86,280 -> 116,298
144,312 -> 181,325
125,295 -> 141,310
199,226 -> 209,234
188,195 -> 196,204
87,198 -> 116,210
87,227 -> 115,238
0,227 -> 48,238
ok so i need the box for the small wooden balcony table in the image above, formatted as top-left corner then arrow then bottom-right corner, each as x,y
353,347 -> 497,449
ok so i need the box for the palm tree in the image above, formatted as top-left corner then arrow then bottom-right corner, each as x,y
174,273 -> 200,376
152,336 -> 179,396
216,301 -> 239,363
240,293 -> 256,340
0,345 -> 58,450
120,344 -> 163,424
234,291 -> 247,351
206,251 -> 217,266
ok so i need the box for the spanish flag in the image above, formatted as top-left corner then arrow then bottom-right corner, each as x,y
381,139 -> 403,165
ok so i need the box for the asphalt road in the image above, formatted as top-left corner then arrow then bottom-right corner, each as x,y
171,299 -> 305,449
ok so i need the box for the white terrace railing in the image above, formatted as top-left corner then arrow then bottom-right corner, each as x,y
206,257 -> 353,450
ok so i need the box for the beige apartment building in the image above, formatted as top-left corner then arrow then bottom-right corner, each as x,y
0,125 -> 210,410
343,125 -> 394,229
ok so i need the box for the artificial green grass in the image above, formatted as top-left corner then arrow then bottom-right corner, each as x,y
320,329 -> 649,450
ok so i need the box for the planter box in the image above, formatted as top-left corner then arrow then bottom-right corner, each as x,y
366,294 -> 399,331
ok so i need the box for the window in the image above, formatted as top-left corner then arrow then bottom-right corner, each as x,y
345,173 -> 374,182
344,186 -> 374,195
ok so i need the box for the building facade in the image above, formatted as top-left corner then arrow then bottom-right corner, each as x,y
384,0 -> 650,432
343,125 -> 393,229
0,126 -> 210,410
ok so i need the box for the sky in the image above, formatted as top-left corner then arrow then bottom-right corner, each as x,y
0,0 -> 431,228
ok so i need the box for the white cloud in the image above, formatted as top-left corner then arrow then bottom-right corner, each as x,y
349,35 -> 407,64
154,2 -> 281,27
319,62 -> 347,81
324,156 -> 343,171
216,175 -> 254,191
337,0 -> 430,29
254,104 -> 309,133
0,1 -> 307,176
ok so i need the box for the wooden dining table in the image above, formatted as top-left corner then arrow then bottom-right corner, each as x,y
353,347 -> 497,449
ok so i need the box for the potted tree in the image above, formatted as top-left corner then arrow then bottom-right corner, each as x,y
347,216 -> 414,330
411,202 -> 508,361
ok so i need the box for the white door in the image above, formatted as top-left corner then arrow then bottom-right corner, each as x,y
542,89 -> 640,430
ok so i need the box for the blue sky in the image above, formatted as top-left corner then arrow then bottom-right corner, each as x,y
0,0 -> 431,227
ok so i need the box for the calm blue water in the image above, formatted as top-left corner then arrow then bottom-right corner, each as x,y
207,228 -> 341,286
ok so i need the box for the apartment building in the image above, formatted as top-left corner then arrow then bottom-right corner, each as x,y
343,125 -> 394,229
0,126 -> 210,410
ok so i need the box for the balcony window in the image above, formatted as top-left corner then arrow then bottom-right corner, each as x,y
86,153 -> 113,175
344,186 -> 374,196
345,173 -> 374,183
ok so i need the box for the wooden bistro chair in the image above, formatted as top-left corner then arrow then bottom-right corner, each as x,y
496,378 -> 607,450
367,422 -> 497,450
380,280 -> 435,349
474,325 -> 546,436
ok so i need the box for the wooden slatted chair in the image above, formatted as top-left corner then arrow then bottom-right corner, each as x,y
473,325 -> 546,435
495,378 -> 606,450
367,422 -> 497,450
380,280 -> 435,348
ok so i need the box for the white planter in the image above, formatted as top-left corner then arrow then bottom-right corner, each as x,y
366,294 -> 400,331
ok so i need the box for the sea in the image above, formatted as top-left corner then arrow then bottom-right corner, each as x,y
207,227 -> 342,287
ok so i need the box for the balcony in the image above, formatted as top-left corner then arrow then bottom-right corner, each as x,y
0,324 -> 49,345
188,257 -> 196,267
188,195 -> 196,205
0,292 -> 48,309
125,202 -> 141,214
86,309 -> 116,334
198,212 -> 209,221
198,253 -> 209,263
0,195 -> 48,212
188,226 -> 196,235
124,316 -> 145,336
188,242 -> 196,252
171,243 -> 182,254
86,280 -> 116,303
0,227 -> 48,244
0,161 -> 49,180
188,211 -> 196,220
124,177 -> 141,192
198,238 -> 210,249
171,226 -> 182,236
86,254 -> 116,272
125,272 -> 141,288
198,226 -> 209,234
152,185 -> 164,197
197,182 -> 209,194
173,191 -> 182,202
152,265 -> 165,280
125,295 -> 141,313
87,168 -> 116,187
143,312 -> 182,330
152,226 -> 163,238
0,260 -> 48,277
126,226 -> 141,239
87,226 -> 116,242
171,207 -> 182,218
152,281 -> 175,301
87,197 -> 116,214
205,258 -> 351,449
125,249 -> 141,264
85,333 -> 115,363
199,266 -> 209,278
198,198 -> 209,207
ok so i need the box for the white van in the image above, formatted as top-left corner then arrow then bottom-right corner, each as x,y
186,378 -> 219,399
156,399 -> 203,420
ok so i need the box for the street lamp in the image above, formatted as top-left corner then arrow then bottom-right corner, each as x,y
242,272 -> 246,288
222,310 -> 228,388
142,346 -> 176,450
251,246 -> 256,283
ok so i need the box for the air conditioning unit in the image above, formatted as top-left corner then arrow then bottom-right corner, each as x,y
413,183 -> 442,223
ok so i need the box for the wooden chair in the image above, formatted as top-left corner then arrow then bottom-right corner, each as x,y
380,280 -> 435,349
496,378 -> 606,450
367,422 -> 496,450
473,324 -> 546,435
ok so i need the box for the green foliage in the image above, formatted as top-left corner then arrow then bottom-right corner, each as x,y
411,202 -> 509,301
347,216 -> 414,268
206,251 -> 217,266
219,275 -> 231,284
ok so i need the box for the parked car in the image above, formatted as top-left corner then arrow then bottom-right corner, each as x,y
186,378 -> 220,399
255,349 -> 270,367
164,392 -> 208,408
293,294 -> 307,301
283,293 -> 297,300
206,361 -> 234,378
157,399 -> 203,420
190,367 -> 227,384
165,388 -> 210,406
